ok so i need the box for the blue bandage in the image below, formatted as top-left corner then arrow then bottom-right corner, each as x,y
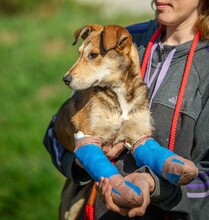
75,144 -> 142,200
75,144 -> 119,182
133,139 -> 176,178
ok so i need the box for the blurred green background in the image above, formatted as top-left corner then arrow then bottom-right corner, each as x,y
0,0 -> 153,219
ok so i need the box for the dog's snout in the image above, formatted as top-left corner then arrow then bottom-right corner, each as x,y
63,76 -> 72,86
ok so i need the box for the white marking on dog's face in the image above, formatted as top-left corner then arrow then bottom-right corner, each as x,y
64,32 -> 126,90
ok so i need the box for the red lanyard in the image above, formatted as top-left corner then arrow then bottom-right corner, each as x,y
140,28 -> 201,151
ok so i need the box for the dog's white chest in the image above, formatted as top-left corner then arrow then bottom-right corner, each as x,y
115,88 -> 132,121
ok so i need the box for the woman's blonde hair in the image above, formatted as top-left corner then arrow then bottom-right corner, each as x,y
151,0 -> 209,40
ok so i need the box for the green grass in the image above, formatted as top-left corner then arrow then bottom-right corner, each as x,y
0,2 -> 153,220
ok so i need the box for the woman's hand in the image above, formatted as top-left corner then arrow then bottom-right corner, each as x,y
97,172 -> 155,217
102,142 -> 126,160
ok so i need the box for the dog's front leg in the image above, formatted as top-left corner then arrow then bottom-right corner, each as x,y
74,133 -> 144,208
131,138 -> 198,185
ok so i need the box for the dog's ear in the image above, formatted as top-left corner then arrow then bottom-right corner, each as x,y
102,25 -> 132,53
73,24 -> 103,45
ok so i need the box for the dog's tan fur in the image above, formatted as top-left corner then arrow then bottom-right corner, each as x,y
54,24 -> 153,220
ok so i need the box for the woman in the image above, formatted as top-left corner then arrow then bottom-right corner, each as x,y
43,0 -> 209,219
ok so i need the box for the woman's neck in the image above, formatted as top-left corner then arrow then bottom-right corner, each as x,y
163,28 -> 195,45
162,17 -> 198,45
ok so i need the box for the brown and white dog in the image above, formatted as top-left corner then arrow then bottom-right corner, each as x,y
54,24 -> 153,220
55,24 -> 153,151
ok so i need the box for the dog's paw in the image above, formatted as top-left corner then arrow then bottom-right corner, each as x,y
109,175 -> 143,208
162,156 -> 198,185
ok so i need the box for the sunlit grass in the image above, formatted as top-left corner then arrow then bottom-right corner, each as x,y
0,2 -> 153,219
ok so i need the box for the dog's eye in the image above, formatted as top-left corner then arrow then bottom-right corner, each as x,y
88,53 -> 98,59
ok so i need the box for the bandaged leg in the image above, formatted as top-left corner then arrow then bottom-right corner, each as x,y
75,144 -> 143,207
132,139 -> 198,185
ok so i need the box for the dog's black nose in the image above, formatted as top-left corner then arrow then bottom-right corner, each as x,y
63,76 -> 72,86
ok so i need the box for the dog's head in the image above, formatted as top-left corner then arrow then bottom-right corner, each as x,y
63,24 -> 139,90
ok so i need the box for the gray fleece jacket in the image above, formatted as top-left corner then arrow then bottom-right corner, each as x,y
43,20 -> 209,220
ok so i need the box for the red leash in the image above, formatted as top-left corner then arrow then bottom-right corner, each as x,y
141,28 -> 201,151
84,160 -> 116,220
141,27 -> 162,78
168,31 -> 201,151
84,182 -> 97,220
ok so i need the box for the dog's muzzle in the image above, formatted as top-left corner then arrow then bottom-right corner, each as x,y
63,75 -> 72,86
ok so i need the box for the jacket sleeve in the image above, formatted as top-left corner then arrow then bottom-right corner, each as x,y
147,97 -> 209,219
43,115 -> 92,185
